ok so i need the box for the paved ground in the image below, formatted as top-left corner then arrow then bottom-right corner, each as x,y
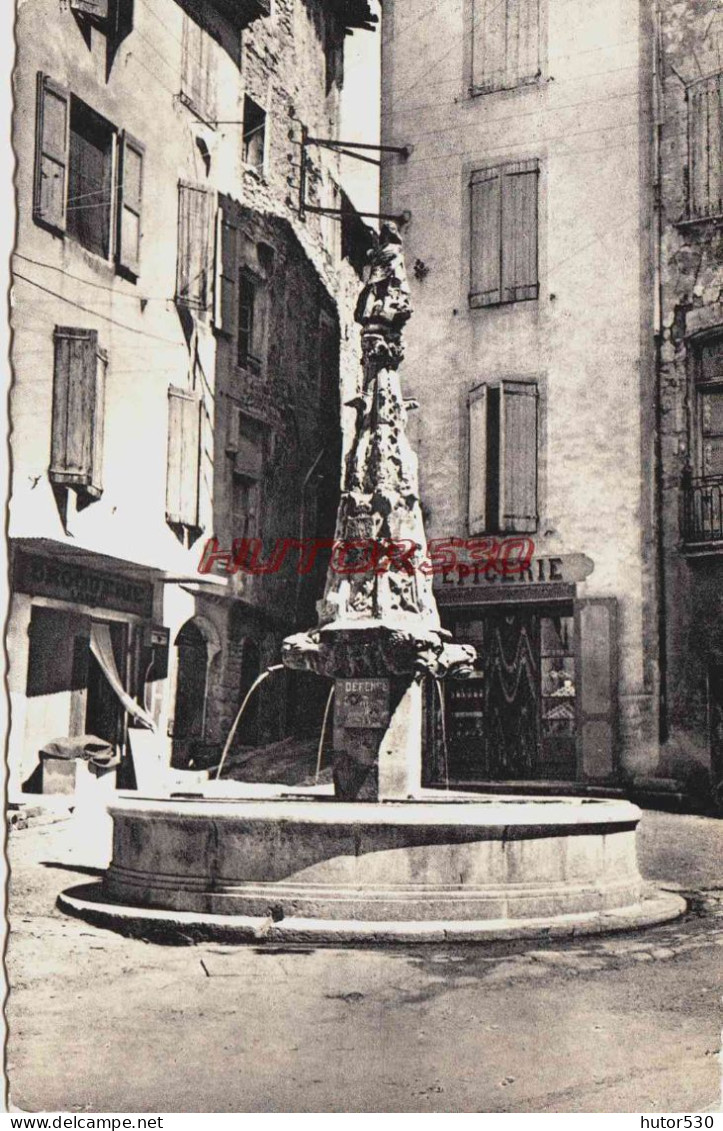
6,809 -> 723,1114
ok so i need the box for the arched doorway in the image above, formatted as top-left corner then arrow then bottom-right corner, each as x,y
172,618 -> 219,767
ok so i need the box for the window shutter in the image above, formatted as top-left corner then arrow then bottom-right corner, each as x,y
166,386 -> 201,528
470,169 -> 501,307
468,386 -> 488,534
213,206 -> 237,334
70,0 -> 110,18
34,73 -> 70,232
574,598 -> 618,780
689,75 -> 723,219
506,0 -> 540,86
50,327 -> 105,497
472,0 -> 506,93
499,380 -> 537,533
176,183 -> 212,312
501,161 -> 539,302
116,131 -> 144,276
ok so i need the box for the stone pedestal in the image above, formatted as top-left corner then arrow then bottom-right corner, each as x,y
333,677 -> 423,801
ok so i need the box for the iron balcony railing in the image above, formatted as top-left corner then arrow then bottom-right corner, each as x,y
682,472 -> 723,545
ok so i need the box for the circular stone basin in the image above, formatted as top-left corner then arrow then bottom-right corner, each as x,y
59,792 -> 685,943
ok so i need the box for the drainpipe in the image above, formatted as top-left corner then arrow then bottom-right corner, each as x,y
653,6 -> 669,745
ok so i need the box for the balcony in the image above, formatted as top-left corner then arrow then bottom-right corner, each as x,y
205,0 -> 271,30
682,472 -> 723,549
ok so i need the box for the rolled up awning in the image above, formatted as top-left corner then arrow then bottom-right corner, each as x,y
90,622 -> 156,731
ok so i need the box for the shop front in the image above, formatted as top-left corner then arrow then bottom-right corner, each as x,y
8,548 -> 166,796
427,557 -> 619,790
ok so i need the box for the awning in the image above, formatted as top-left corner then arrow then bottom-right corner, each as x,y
90,622 -> 156,731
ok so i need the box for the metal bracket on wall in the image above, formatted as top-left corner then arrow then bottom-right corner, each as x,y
299,127 -> 412,224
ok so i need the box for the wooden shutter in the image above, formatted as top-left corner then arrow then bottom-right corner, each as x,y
470,168 -> 501,307
472,0 -> 539,93
468,386 -> 488,534
501,161 -> 539,303
499,380 -> 538,533
507,0 -> 540,86
176,183 -> 212,311
471,0 -> 506,93
213,206 -> 237,334
182,14 -> 216,120
116,131 -> 144,275
574,598 -> 618,780
689,75 -> 723,220
50,327 -> 105,497
70,0 -> 109,18
166,386 -> 201,528
34,74 -> 70,232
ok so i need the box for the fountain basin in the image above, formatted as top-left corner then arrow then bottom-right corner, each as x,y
59,792 -> 685,942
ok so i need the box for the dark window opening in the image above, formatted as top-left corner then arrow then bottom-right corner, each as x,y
67,98 -> 115,259
237,269 -> 261,369
242,96 -> 266,171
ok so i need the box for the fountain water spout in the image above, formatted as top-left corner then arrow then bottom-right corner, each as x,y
215,664 -> 285,781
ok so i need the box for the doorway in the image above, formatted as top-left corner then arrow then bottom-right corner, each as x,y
441,603 -> 577,783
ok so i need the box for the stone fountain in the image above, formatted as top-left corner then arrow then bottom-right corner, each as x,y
60,227 -> 684,943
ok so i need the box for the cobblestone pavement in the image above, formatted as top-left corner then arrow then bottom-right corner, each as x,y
5,809 -> 723,1113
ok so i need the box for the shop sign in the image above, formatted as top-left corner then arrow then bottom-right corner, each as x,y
14,551 -> 153,617
434,553 -> 594,590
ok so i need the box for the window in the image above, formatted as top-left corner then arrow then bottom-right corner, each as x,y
325,14 -> 344,95
237,269 -> 266,369
176,182 -> 213,312
683,336 -> 723,543
227,412 -> 263,539
165,385 -> 202,538
50,326 -> 107,499
242,96 -> 266,172
688,73 -> 723,220
471,0 -> 541,95
470,159 -> 539,307
34,76 -> 144,271
695,337 -> 723,478
468,380 -> 538,534
181,12 -> 216,123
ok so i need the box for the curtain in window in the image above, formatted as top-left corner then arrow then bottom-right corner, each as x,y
90,621 -> 155,730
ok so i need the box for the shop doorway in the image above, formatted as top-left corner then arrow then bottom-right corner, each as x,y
441,604 -> 578,783
85,620 -> 128,747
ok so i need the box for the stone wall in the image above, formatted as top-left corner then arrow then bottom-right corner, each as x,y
657,0 -> 723,799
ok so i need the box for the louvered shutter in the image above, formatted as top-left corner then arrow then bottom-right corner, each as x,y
34,74 -> 70,232
468,386 -> 488,534
176,183 -> 212,311
499,380 -> 537,533
166,386 -> 201,528
575,598 -> 618,780
501,161 -> 539,302
689,75 -> 723,219
116,131 -> 144,276
235,418 -> 263,478
470,169 -> 501,307
213,206 -> 237,334
50,327 -> 105,497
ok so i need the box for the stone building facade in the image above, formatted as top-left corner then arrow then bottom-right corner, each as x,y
380,0 -> 663,792
656,0 -> 723,805
7,0 -> 373,796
